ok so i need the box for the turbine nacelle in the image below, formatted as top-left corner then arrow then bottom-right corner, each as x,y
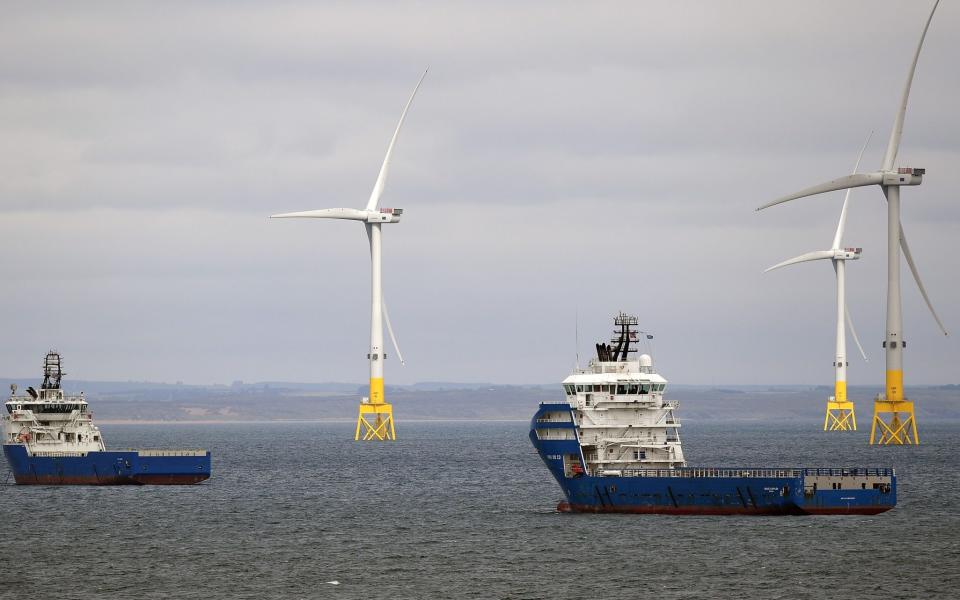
836,247 -> 863,261
375,208 -> 404,223
885,167 -> 924,186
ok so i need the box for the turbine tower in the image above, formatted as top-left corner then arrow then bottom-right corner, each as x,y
764,134 -> 872,432
272,70 -> 427,441
758,1 -> 948,445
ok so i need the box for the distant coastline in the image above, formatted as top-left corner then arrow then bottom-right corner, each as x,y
5,378 -> 958,424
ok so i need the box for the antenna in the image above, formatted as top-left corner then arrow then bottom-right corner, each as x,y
575,308 -> 580,369
639,330 -> 655,359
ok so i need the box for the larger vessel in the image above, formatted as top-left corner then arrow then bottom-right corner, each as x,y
3,352 -> 211,485
530,313 -> 895,515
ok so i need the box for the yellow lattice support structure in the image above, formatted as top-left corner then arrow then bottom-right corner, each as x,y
355,399 -> 396,441
824,399 -> 856,431
869,396 -> 918,445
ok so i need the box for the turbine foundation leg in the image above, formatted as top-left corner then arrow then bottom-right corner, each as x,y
355,401 -> 396,441
824,399 -> 857,431
869,396 -> 918,445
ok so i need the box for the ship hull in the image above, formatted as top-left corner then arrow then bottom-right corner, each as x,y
553,474 -> 894,516
531,403 -> 895,516
3,444 -> 211,485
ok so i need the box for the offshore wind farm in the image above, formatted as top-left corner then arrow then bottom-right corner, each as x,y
758,0 -> 950,445
2,1 -> 959,598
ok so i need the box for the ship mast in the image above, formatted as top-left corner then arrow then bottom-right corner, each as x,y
596,312 -> 639,362
41,351 -> 63,390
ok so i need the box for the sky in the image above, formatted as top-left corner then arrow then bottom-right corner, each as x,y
1,1 -> 958,387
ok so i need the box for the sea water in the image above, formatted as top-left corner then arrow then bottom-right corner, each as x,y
2,420 -> 958,599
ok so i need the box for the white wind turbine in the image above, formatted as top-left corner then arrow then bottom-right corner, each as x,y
271,70 -> 427,441
764,133 -> 873,432
757,1 -> 948,445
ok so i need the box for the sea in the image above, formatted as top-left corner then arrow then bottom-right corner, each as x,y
2,419 -> 958,599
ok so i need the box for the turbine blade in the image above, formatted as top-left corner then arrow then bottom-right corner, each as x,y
832,131 -> 874,249
365,69 -> 428,211
845,302 -> 869,362
270,208 -> 368,220
758,173 -> 883,212
764,250 -> 835,273
382,297 -> 405,365
900,224 -> 949,336
882,0 -> 940,171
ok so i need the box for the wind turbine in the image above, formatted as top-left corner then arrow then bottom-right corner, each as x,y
757,1 -> 948,445
764,133 -> 873,432
271,70 -> 427,441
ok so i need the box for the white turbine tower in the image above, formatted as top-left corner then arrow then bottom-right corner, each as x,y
758,1 -> 948,445
764,133 -> 872,432
272,70 -> 427,441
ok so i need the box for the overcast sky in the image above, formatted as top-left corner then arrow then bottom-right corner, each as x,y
1,1 -> 958,388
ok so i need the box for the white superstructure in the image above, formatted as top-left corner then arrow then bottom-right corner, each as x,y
558,313 -> 685,475
3,352 -> 105,454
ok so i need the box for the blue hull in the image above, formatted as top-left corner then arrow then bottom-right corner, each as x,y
531,403 -> 896,515
3,444 -> 211,485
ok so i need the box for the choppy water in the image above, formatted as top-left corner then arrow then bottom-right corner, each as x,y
3,420 -> 958,599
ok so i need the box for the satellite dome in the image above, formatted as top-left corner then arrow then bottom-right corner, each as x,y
638,354 -> 653,368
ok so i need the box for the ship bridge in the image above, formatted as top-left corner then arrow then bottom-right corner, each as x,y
3,351 -> 102,452
551,312 -> 685,474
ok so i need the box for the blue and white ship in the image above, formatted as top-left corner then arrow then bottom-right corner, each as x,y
530,313 -> 895,515
3,352 -> 210,485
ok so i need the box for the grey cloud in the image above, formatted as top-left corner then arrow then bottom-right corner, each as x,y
0,1 -> 957,389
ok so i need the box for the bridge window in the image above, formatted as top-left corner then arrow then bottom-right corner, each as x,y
576,385 -> 584,393
640,384 -> 650,394
616,384 -> 627,395
627,384 -> 638,394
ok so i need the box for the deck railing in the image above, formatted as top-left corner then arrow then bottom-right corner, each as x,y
30,449 -> 208,457
613,467 -> 893,479
30,451 -> 88,457
118,449 -> 208,457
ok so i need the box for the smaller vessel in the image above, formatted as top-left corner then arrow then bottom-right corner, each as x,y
3,351 -> 210,485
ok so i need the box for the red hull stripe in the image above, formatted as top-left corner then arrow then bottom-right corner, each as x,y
13,474 -> 210,486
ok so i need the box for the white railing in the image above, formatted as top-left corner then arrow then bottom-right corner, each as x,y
128,449 -> 208,457
30,451 -> 88,457
619,467 -> 805,478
